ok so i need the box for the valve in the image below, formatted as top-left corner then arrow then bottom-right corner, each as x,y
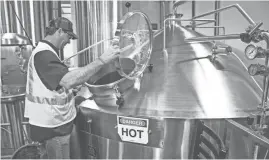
114,85 -> 124,107
248,22 -> 263,37
148,64 -> 153,73
247,116 -> 255,125
116,95 -> 125,107
241,22 -> 263,44
240,33 -> 252,44
248,64 -> 269,76
175,13 -> 183,18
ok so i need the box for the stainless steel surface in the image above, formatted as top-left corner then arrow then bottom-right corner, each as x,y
1,33 -> 31,46
77,107 -> 198,159
1,45 -> 32,84
77,107 -> 269,159
77,25 -> 268,159
82,24 -> 261,119
192,4 -> 256,26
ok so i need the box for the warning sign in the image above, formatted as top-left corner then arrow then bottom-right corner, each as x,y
117,116 -> 149,144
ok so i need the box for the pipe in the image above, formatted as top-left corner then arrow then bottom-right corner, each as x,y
190,20 -> 217,27
252,32 -> 269,159
191,0 -> 196,31
192,4 -> 256,26
163,18 -> 216,51
172,0 -> 188,14
62,38 -> 111,63
185,34 -> 241,42
226,119 -> 269,149
185,26 -> 225,35
260,32 -> 269,113
214,0 -> 221,36
63,29 -> 164,63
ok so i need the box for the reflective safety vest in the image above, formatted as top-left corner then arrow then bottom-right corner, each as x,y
24,42 -> 76,128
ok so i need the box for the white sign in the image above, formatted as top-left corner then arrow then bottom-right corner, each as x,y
117,116 -> 149,144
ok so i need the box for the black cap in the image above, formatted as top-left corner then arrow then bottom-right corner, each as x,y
49,17 -> 78,39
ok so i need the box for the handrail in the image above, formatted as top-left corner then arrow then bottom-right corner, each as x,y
185,4 -> 259,43
163,18 -> 216,51
226,119 -> 269,149
185,26 -> 226,36
190,21 -> 216,27
185,34 -> 241,42
192,4 -> 256,26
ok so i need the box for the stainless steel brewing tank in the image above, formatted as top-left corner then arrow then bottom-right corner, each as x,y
76,24 -> 262,158
84,25 -> 261,119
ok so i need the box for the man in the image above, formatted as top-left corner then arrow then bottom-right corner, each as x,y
24,17 -> 119,159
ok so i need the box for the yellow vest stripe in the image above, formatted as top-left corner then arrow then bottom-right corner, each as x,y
26,93 -> 73,105
26,52 -> 73,106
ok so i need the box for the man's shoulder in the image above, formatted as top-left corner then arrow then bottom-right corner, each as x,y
34,50 -> 59,61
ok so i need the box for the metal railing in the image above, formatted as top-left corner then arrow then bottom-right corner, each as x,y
163,18 -> 216,52
1,93 -> 30,158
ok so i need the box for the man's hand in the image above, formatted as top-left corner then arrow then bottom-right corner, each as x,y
99,45 -> 120,64
72,85 -> 83,96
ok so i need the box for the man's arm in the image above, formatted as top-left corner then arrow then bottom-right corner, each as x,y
59,59 -> 103,90
34,50 -> 69,91
60,46 -> 120,90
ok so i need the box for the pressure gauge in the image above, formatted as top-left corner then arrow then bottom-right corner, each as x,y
245,44 -> 257,60
248,64 -> 259,76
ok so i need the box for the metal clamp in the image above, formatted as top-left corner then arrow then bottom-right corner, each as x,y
113,85 -> 124,107
210,44 -> 232,62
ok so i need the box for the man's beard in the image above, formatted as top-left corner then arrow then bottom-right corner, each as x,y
59,41 -> 67,49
